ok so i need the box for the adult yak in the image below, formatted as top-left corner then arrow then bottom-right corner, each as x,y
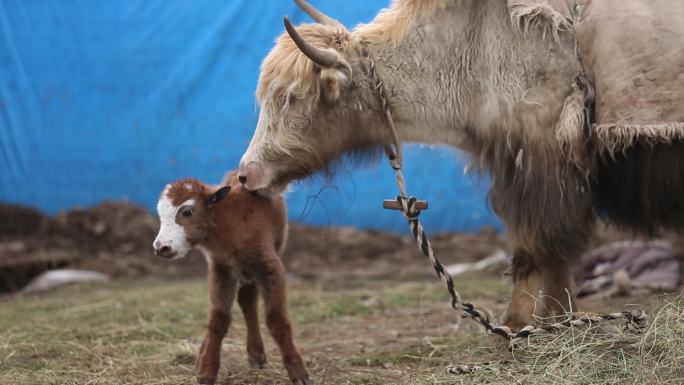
238,0 -> 684,329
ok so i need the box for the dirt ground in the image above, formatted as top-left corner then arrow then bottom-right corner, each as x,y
1,267 -> 682,385
1,201 -> 683,385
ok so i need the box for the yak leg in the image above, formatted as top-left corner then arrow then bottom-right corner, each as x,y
196,262 -> 238,385
237,282 -> 267,368
503,251 -> 575,331
257,252 -> 310,385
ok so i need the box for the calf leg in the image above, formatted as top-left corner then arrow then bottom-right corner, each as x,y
237,282 -> 267,368
503,251 -> 575,331
257,253 -> 309,385
196,262 -> 238,385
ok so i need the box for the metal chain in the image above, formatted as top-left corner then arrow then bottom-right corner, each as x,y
363,52 -> 648,352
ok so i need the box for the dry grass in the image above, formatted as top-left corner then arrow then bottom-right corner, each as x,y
0,273 -> 681,385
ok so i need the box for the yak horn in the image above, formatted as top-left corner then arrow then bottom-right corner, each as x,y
294,0 -> 343,29
284,16 -> 338,68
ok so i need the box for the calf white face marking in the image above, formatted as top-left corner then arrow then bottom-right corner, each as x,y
153,189 -> 195,260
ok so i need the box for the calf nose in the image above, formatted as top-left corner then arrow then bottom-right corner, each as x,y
238,174 -> 247,184
154,245 -> 174,259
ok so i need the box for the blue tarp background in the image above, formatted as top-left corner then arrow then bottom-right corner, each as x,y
0,0 -> 502,233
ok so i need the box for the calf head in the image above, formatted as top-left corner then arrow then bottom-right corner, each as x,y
153,179 -> 230,259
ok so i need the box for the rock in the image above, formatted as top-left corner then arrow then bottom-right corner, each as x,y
20,269 -> 110,294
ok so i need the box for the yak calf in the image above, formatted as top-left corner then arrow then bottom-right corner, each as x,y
153,171 -> 310,385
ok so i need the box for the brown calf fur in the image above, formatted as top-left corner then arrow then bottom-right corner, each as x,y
154,171 -> 309,385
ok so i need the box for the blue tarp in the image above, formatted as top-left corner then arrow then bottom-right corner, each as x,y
0,0 -> 502,233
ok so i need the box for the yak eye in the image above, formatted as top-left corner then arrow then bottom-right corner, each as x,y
181,209 -> 193,218
288,96 -> 296,105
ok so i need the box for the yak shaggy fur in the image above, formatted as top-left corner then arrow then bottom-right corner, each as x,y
245,0 -> 684,328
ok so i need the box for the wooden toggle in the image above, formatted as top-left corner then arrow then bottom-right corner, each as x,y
383,199 -> 428,211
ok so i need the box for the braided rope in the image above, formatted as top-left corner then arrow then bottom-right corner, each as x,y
363,51 -> 648,351
446,362 -> 506,375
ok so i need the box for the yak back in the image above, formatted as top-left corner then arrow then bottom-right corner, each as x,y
576,0 -> 684,153
510,0 -> 684,154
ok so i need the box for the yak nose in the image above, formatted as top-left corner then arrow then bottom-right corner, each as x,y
238,160 -> 266,191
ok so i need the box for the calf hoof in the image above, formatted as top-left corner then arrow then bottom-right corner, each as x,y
196,375 -> 216,385
248,355 -> 267,369
292,375 -> 312,385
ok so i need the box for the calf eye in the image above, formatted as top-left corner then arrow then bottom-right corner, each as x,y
181,209 -> 194,218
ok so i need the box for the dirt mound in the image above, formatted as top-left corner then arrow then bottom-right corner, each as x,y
53,202 -> 157,253
285,225 -> 505,279
1,200 -> 680,295
0,204 -> 53,238
0,202 -> 204,292
0,201 -> 508,293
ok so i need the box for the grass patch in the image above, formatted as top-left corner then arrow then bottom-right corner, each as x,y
348,334 -> 502,369
410,296 -> 684,385
326,296 -> 372,318
0,276 -> 681,385
507,298 -> 684,385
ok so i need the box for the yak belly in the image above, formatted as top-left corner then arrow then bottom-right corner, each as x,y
594,141 -> 684,235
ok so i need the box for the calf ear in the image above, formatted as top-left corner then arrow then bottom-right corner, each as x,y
208,185 -> 230,205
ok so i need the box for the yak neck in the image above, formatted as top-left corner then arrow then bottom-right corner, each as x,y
352,0 -> 481,149
351,0 -> 579,157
